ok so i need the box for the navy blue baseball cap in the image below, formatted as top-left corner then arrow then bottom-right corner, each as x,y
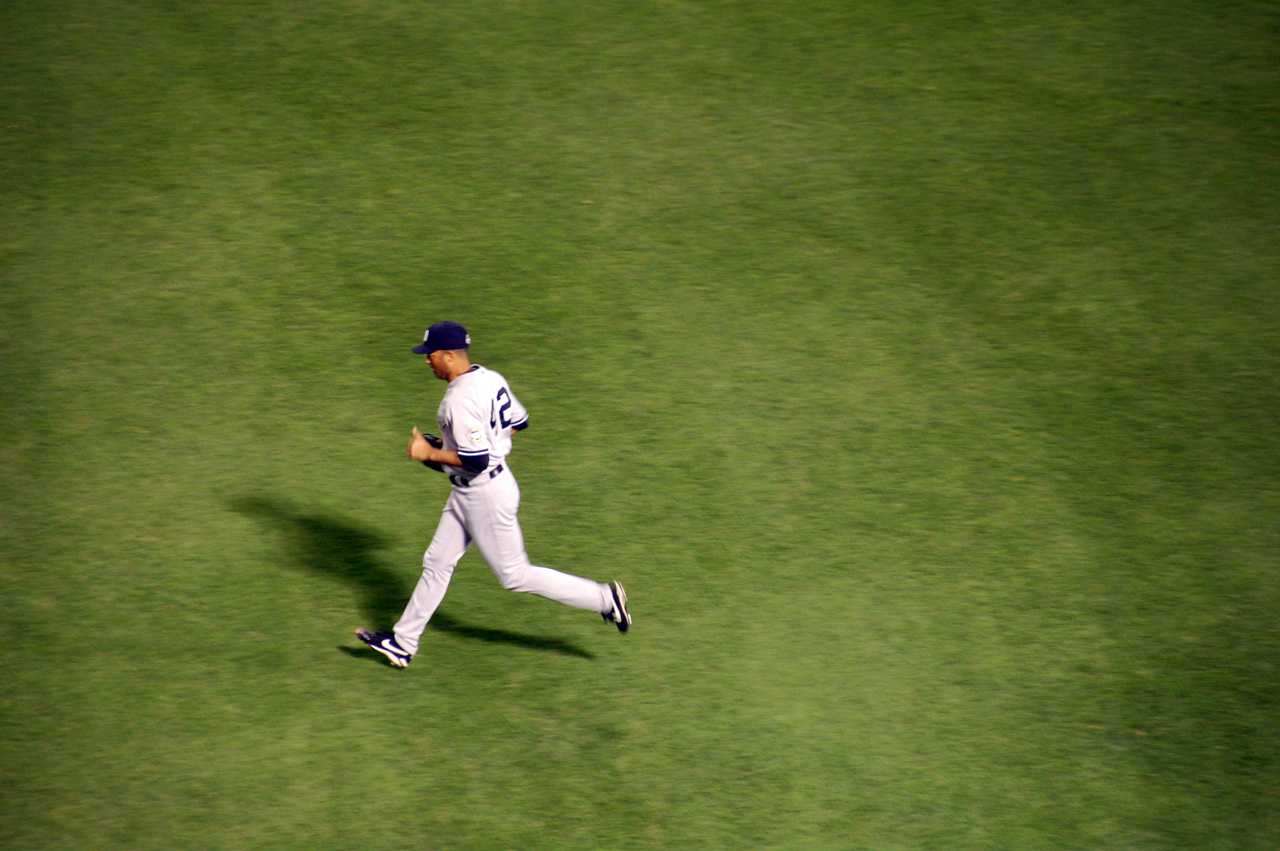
413,321 -> 471,354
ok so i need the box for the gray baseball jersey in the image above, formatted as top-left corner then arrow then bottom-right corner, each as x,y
435,365 -> 528,480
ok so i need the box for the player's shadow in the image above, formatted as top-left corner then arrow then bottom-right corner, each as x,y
232,496 -> 594,660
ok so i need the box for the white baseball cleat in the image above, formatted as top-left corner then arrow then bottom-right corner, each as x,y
356,628 -> 412,668
603,581 -> 631,633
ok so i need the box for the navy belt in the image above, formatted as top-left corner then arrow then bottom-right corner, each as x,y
450,463 -> 504,488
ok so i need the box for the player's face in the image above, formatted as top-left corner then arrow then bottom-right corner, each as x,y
425,350 -> 449,380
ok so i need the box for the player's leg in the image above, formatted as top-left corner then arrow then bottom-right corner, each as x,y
392,495 -> 472,655
464,474 -> 613,614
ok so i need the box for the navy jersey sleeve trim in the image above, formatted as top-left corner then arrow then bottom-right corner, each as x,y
457,450 -> 489,473
511,415 -> 529,432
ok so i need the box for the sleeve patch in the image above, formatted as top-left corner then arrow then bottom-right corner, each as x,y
467,427 -> 484,445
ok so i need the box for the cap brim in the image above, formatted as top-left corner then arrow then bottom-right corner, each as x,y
411,343 -> 432,354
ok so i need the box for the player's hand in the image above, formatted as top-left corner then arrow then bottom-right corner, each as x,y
408,427 -> 434,462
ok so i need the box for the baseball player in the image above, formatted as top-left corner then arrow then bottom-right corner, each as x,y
357,321 -> 630,668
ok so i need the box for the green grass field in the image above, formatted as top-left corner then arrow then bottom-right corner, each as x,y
3,1 -> 1278,848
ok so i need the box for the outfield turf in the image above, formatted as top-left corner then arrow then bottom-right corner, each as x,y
2,1 -> 1278,848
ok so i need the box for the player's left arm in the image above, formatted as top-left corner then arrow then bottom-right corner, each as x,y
408,427 -> 467,468
433,394 -> 494,473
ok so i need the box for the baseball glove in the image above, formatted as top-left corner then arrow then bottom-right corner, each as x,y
420,432 -> 445,472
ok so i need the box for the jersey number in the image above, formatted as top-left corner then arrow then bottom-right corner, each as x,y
491,388 -> 513,429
